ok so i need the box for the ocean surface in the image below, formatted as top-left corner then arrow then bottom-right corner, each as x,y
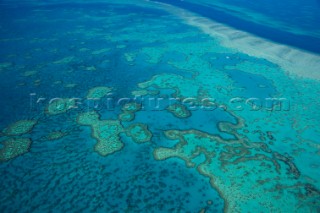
0,0 -> 319,212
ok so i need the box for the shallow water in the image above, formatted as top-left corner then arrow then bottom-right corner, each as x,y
0,1 -> 319,212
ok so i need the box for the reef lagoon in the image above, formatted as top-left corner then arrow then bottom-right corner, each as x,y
0,0 -> 320,212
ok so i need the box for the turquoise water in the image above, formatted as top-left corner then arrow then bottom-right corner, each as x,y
0,0 -> 319,212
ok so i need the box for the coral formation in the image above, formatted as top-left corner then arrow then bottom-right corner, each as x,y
0,138 -> 32,162
44,131 -> 67,141
122,102 -> 142,113
118,102 -> 142,122
77,111 -> 124,156
86,86 -> 112,99
166,103 -> 191,118
3,120 -> 37,136
46,98 -> 76,115
126,123 -> 152,143
118,112 -> 135,122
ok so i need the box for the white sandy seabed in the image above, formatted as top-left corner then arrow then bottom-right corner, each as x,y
151,1 -> 320,81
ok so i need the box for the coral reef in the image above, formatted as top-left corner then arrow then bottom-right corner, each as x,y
118,112 -> 135,122
166,103 -> 191,118
118,102 -> 142,122
77,111 -> 124,156
44,131 -> 67,141
86,86 -> 112,99
126,123 -> 152,143
122,102 -> 142,113
0,138 -> 32,162
46,98 -> 76,115
3,120 -> 37,136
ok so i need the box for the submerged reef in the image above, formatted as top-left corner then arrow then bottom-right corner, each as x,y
119,102 -> 142,122
0,138 -> 32,162
53,56 -> 75,64
43,131 -> 68,141
46,98 -> 76,115
3,120 -> 37,136
125,123 -> 152,143
22,70 -> 37,77
77,111 -> 124,156
131,89 -> 159,97
0,120 -> 37,161
122,102 -> 142,112
0,62 -> 12,71
118,112 -> 135,122
86,86 -> 113,99
166,103 -> 191,118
